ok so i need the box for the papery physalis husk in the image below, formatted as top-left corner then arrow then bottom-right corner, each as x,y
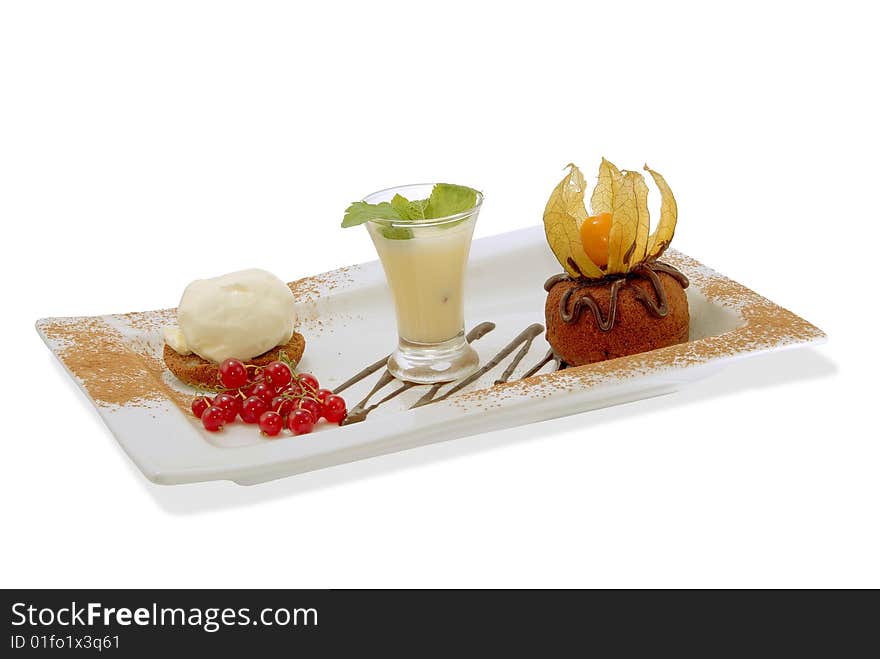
607,169 -> 650,274
543,164 -> 604,279
589,157 -> 620,216
643,165 -> 678,259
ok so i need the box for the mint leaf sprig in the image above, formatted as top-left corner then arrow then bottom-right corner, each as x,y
342,183 -> 478,239
341,201 -> 400,228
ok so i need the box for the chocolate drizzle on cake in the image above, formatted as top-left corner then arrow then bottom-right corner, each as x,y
544,260 -> 689,332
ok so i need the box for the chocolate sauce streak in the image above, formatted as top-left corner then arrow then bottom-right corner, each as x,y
342,370 -> 403,425
629,265 -> 668,317
341,322 -> 497,425
543,273 -> 570,292
622,239 -> 638,266
333,355 -> 388,395
565,257 -> 585,278
647,261 -> 690,287
340,322 -> 555,425
560,278 -> 627,330
495,324 -> 543,385
543,260 -> 689,333
411,382 -> 445,409
414,323 -> 545,408
520,349 -> 567,379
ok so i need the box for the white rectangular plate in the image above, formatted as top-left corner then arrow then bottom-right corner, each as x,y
37,226 -> 825,485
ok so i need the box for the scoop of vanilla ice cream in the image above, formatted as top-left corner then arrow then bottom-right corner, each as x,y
176,268 -> 297,363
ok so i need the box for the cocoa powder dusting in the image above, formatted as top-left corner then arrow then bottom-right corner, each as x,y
287,266 -> 356,303
39,315 -> 190,412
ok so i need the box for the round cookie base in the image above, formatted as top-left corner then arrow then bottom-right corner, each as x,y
163,332 -> 306,389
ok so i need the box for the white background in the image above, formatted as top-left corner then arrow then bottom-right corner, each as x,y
1,1 -> 877,588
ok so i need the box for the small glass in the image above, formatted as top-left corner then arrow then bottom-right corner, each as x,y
364,183 -> 482,384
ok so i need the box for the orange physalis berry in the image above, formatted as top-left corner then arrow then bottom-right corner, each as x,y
579,212 -> 612,268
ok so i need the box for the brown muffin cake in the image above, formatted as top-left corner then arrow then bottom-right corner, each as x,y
163,332 -> 306,389
544,267 -> 688,366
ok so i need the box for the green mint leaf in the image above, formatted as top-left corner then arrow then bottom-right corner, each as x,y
409,199 -> 428,220
390,194 -> 412,219
424,183 -> 478,219
391,194 -> 429,221
380,225 -> 414,240
406,198 -> 429,220
342,201 -> 403,228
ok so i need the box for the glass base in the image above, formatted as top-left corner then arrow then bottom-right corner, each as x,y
387,332 -> 480,384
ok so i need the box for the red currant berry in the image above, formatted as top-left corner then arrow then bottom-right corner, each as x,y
258,411 -> 283,437
315,388 -> 333,405
270,395 -> 294,418
321,394 -> 347,424
288,409 -> 314,436
219,358 -> 248,389
296,398 -> 322,424
297,373 -> 319,393
264,361 -> 292,389
240,395 -> 268,424
201,405 -> 226,432
213,392 -> 241,422
191,396 -> 211,419
278,382 -> 303,398
251,382 -> 276,404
